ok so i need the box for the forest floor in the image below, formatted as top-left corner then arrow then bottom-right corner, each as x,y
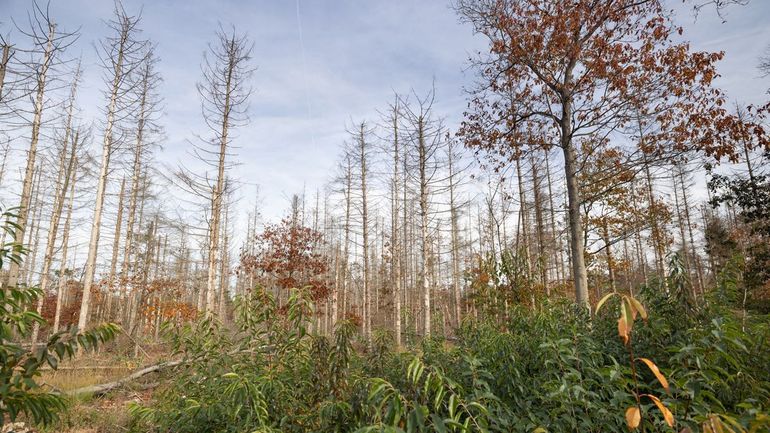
39,346 -> 168,433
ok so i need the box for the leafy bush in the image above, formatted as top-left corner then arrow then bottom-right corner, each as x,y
0,207 -> 119,427
129,258 -> 770,432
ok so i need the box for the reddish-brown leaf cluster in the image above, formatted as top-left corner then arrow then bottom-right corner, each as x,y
457,0 -> 768,164
239,217 -> 330,301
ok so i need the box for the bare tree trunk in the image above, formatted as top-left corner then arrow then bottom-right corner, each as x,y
341,155 -> 353,321
0,44 -> 11,100
447,140 -> 462,327
106,178 -> 126,322
678,165 -> 704,295
78,6 -> 143,332
515,158 -> 532,277
31,83 -> 80,341
53,159 -> 77,333
6,24 -> 55,288
602,220 -> 616,294
120,51 -> 158,323
643,156 -> 667,286
218,205 -> 230,321
390,105 -> 402,347
22,167 -> 43,287
544,149 -> 564,285
530,154 -> 548,293
199,31 -> 253,317
357,123 -> 371,343
417,120 -> 431,337
562,139 -> 589,309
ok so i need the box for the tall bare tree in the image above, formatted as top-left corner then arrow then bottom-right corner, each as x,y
6,3 -> 77,288
194,28 -> 253,316
78,3 -> 148,331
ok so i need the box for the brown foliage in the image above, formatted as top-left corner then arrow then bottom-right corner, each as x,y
456,0 -> 768,164
239,217 -> 330,301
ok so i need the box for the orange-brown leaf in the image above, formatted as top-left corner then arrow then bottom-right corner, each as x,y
618,317 -> 630,345
644,394 -> 675,427
628,296 -> 648,321
638,357 -> 670,392
626,406 -> 641,430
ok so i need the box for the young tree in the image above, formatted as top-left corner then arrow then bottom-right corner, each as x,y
240,216 -> 329,302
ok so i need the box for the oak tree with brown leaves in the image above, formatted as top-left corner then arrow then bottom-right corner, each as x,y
456,0 -> 767,308
239,217 -> 330,304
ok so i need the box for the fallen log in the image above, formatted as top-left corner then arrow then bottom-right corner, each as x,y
64,345 -> 273,397
66,359 -> 184,397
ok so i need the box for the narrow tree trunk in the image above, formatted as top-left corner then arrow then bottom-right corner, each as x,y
417,120 -> 431,337
218,206 -> 230,321
32,97 -> 79,341
530,154 -> 548,293
78,23 -> 129,331
544,149 -> 565,285
390,109 -> 402,347
358,124 -> 371,343
6,26 -> 55,288
515,158 -> 532,278
22,168 -> 44,287
447,142 -> 463,327
602,220 -> 616,294
0,44 -> 11,100
106,178 -> 126,321
53,160 -> 77,333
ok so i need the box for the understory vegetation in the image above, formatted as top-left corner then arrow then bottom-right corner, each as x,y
3,0 -> 770,432
125,261 -> 770,433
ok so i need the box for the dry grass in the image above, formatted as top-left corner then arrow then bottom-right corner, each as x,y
35,349 -> 169,432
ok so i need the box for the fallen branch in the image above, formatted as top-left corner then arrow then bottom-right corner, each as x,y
64,345 -> 273,397
66,359 -> 183,397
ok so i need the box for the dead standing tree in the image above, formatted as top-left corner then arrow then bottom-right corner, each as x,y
119,46 -> 162,325
187,28 -> 253,317
401,89 -> 445,337
5,2 -> 78,288
31,62 -> 81,343
78,3 -> 148,332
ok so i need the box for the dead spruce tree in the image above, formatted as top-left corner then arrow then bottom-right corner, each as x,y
31,63 -> 81,342
78,3 -> 148,331
401,90 -> 445,337
118,46 -> 162,325
345,122 -> 374,341
5,3 -> 77,288
193,28 -> 253,316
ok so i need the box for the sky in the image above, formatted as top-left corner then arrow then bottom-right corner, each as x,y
2,0 -> 770,227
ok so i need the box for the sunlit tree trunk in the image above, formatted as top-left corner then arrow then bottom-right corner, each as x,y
7,24 -> 56,288
78,6 -> 144,332
21,168 -> 43,288
53,155 -> 77,333
31,81 -> 79,341
357,123 -> 371,342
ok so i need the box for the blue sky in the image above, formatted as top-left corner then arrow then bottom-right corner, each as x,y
2,0 -> 769,224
